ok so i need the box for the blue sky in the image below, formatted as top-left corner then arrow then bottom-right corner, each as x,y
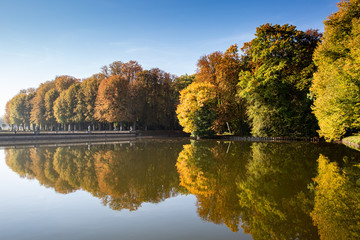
0,0 -> 339,116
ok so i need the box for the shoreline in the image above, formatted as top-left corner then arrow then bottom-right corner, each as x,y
0,131 -> 136,147
1,131 -> 358,152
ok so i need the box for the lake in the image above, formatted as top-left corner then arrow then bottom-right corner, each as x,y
0,139 -> 359,240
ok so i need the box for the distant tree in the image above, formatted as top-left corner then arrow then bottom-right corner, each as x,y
238,24 -> 321,137
54,84 -> 81,129
170,74 -> 196,129
5,89 -> 35,129
55,75 -> 79,92
74,74 -> 104,127
127,78 -> 146,130
135,68 -> 176,130
30,76 -> 78,130
101,61 -> 123,78
176,82 -> 217,137
94,75 -> 129,125
30,81 -> 56,129
173,74 -> 196,94
44,88 -> 59,129
311,0 -> 360,140
120,60 -> 143,82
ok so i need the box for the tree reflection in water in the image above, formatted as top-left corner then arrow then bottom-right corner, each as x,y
5,140 -> 184,211
176,140 -> 251,232
311,155 -> 360,240
176,140 -> 360,239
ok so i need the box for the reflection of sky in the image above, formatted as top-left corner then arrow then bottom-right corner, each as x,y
0,149 -> 251,240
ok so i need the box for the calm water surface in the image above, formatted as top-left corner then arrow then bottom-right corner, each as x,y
0,139 -> 359,240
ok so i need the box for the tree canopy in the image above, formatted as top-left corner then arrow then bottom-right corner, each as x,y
176,82 -> 217,137
238,24 -> 321,137
311,0 -> 360,140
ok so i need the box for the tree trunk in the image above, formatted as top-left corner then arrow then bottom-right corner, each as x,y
226,122 -> 231,134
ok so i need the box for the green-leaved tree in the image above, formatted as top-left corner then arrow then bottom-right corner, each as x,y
238,24 -> 321,137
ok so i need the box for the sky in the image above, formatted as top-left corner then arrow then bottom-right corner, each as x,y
0,0 -> 340,117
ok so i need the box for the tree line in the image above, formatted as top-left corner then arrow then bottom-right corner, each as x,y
4,61 -> 194,131
5,0 -> 360,140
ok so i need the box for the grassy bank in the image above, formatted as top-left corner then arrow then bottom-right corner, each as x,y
342,136 -> 360,151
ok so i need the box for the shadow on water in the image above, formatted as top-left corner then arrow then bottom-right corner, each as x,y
4,139 -> 360,239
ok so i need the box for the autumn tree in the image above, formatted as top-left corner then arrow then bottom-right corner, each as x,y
74,74 -> 104,129
30,75 -> 78,130
97,60 -> 144,130
44,88 -> 59,130
311,0 -> 360,140
196,45 -> 248,134
30,81 -> 56,129
55,75 -> 79,92
176,82 -> 217,137
5,89 -> 35,129
121,60 -> 143,82
94,75 -> 129,127
54,84 -> 81,130
117,60 -> 143,129
238,24 -> 321,137
173,74 -> 195,94
101,61 -> 123,77
135,68 -> 176,130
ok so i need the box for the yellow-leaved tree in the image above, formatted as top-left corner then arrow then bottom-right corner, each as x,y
311,0 -> 360,140
176,82 -> 217,137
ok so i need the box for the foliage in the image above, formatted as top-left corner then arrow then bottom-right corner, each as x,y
30,81 -> 56,127
94,75 -> 129,123
5,59 -> 180,131
238,24 -> 321,137
54,84 -> 80,124
55,75 -> 79,92
196,45 -> 249,134
4,89 -> 35,128
44,88 -> 59,126
134,68 -> 177,129
75,74 -> 103,124
173,74 -> 195,94
311,0 -> 360,140
176,82 -> 217,137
